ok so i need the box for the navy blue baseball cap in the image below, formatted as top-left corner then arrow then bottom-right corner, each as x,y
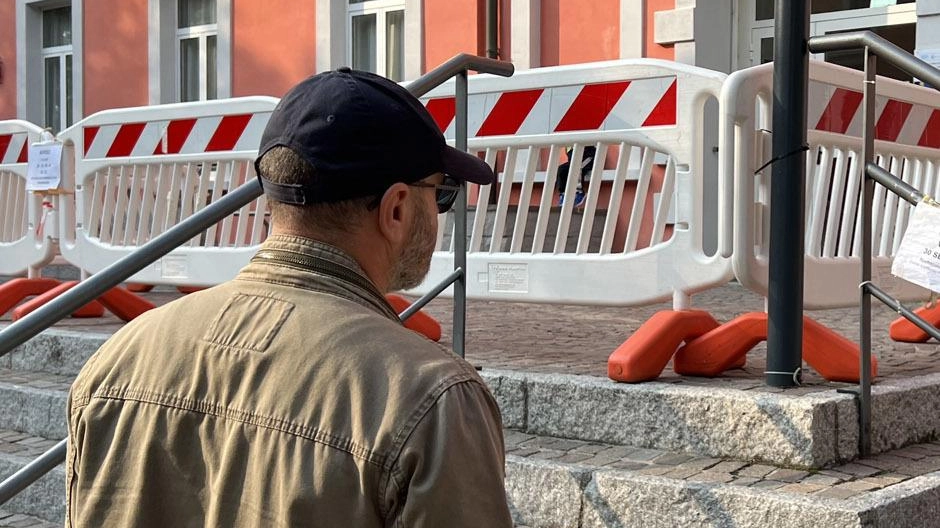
256,67 -> 495,205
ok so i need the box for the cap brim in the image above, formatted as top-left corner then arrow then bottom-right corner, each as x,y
441,145 -> 496,185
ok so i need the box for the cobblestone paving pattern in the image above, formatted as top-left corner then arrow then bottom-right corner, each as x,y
504,429 -> 940,501
3,281 -> 938,392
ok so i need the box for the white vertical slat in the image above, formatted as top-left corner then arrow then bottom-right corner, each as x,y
205,160 -> 230,246
112,166 -> 133,246
152,164 -> 174,236
846,151 -> 863,257
489,147 -> 518,253
650,156 -> 676,246
600,143 -> 631,255
553,144 -> 585,254
531,144 -> 561,254
623,146 -> 655,253
868,154 -> 888,257
822,148 -> 848,258
123,165 -> 145,246
576,142 -> 609,254
469,148 -> 497,252
162,164 -> 183,232
892,157 -> 920,255
806,145 -> 833,257
0,173 -> 12,241
877,155 -> 902,257
219,161 -> 242,248
86,169 -> 105,239
926,159 -> 939,199
509,146 -> 539,253
136,165 -> 159,244
249,193 -> 268,245
179,163 -> 199,246
233,162 -> 253,248
99,167 -> 120,244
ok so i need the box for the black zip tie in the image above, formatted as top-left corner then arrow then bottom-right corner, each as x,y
754,144 -> 810,175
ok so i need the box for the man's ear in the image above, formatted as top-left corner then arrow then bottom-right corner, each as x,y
376,183 -> 412,246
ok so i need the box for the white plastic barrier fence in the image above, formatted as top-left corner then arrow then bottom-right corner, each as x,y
413,60 -> 732,307
721,61 -> 940,309
56,97 -> 278,286
0,121 -> 55,277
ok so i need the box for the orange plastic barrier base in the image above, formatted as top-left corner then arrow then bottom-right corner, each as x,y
607,310 -> 720,383
674,312 -> 876,383
10,280 -> 105,320
890,305 -> 940,343
125,283 -> 155,293
0,278 -> 62,317
385,294 -> 442,342
11,281 -> 155,322
177,286 -> 207,294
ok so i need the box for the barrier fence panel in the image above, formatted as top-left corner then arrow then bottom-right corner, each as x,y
413,60 -> 731,308
0,121 -> 53,278
56,97 -> 278,288
722,60 -> 938,309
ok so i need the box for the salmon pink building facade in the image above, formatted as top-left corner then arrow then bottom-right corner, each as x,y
0,0 -> 926,133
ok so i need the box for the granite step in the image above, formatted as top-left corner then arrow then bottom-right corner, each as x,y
7,329 -> 940,469
2,424 -> 940,527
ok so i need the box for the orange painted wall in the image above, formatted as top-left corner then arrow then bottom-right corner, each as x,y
645,0 -> 675,60
0,1 -> 15,119
232,1 -> 316,97
424,1 -> 485,72
540,0 -> 620,67
84,0 -> 149,114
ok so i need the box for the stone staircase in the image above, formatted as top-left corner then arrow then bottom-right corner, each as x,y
1,329 -> 940,526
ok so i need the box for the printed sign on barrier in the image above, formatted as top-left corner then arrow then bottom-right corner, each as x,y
26,142 -> 62,191
892,200 -> 940,293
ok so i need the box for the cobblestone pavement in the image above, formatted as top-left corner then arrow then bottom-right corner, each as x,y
504,429 -> 940,501
0,510 -> 57,528
2,281 -> 938,390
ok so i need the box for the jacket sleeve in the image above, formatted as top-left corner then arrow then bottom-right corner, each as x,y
385,379 -> 513,528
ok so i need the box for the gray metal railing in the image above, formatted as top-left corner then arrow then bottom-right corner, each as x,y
809,31 -> 940,457
0,53 -> 513,505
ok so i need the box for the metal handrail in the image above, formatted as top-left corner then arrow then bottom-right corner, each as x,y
808,31 -> 940,457
0,54 -> 514,506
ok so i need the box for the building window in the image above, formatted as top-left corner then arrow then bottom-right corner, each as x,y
348,0 -> 405,81
177,0 -> 217,102
41,5 -> 72,132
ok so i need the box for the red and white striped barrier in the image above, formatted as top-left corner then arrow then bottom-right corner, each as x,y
411,59 -> 731,309
0,120 -> 54,277
721,60 -> 940,309
55,97 -> 278,287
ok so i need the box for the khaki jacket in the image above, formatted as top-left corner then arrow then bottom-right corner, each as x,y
67,235 -> 512,527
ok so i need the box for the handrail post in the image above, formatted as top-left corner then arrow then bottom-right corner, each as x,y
766,0 -> 809,387
859,46 -> 877,457
453,70 -> 469,358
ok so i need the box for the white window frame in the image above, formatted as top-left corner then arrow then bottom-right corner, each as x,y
317,0 -> 422,80
16,0 -> 83,129
149,0 -> 231,105
738,1 -> 917,69
176,20 -> 218,102
40,43 -> 72,132
347,0 -> 405,80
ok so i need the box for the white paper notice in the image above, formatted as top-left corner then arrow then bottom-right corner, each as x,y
891,200 -> 940,293
26,143 -> 63,191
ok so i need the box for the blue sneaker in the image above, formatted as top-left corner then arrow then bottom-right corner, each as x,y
572,190 -> 586,207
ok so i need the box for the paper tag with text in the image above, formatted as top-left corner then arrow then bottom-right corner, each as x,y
26,143 -> 63,191
891,200 -> 940,293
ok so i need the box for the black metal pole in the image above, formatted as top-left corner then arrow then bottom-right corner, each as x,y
766,0 -> 810,387
486,0 -> 498,59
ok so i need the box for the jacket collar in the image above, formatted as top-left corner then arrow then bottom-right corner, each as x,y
237,235 -> 400,321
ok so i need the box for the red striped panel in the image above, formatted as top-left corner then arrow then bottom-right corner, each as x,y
0,135 -> 11,162
206,114 -> 252,152
106,123 -> 146,157
815,89 -> 863,134
555,81 -> 631,132
425,98 -> 456,132
477,89 -> 544,136
874,100 -> 912,142
917,110 -> 940,149
17,142 -> 27,163
641,80 -> 677,127
83,127 -> 100,156
154,118 -> 197,155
